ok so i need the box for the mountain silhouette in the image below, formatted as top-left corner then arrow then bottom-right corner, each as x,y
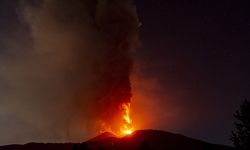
86,130 -> 235,150
0,130 -> 235,150
87,132 -> 116,143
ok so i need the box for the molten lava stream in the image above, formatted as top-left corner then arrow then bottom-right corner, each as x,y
99,102 -> 134,137
120,102 -> 134,136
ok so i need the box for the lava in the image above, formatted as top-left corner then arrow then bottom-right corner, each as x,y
120,103 -> 134,136
99,102 -> 134,137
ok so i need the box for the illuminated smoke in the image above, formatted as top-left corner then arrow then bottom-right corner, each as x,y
0,0 -> 139,144
32,0 -> 138,141
23,0 -> 139,139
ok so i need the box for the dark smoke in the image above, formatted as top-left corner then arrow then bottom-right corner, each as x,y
0,0 -> 139,144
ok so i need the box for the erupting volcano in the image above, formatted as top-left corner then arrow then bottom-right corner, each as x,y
85,0 -> 139,137
0,0 -> 245,149
99,102 -> 135,137
120,103 -> 134,136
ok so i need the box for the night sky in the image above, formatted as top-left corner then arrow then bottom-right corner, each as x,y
134,0 -> 250,145
0,0 -> 250,146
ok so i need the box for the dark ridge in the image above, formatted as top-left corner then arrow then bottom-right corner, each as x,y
86,132 -> 116,142
0,130 -> 235,150
86,130 -> 235,150
0,143 -> 74,150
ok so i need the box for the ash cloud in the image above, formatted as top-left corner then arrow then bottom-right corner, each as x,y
0,0 -> 138,144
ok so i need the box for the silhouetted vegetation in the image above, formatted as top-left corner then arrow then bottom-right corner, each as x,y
231,99 -> 250,150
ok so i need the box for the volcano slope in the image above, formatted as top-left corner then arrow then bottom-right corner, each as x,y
0,130 -> 235,150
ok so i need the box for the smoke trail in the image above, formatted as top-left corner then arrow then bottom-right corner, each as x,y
91,0 -> 139,134
22,0 -> 139,139
0,0 -> 138,144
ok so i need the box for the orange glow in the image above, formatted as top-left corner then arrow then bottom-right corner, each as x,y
99,102 -> 134,137
122,129 -> 133,135
120,103 -> 134,136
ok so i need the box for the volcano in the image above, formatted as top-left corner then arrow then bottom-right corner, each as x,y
0,130 -> 235,150
86,130 -> 235,150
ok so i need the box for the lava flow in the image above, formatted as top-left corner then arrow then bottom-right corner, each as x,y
99,102 -> 134,137
120,102 -> 134,136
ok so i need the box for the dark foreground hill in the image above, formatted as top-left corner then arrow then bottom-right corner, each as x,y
0,130 -> 235,150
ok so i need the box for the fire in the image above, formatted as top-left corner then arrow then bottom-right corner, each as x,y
99,102 -> 134,137
120,103 -> 134,136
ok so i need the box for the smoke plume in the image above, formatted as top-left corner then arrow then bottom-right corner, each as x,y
0,0 -> 138,144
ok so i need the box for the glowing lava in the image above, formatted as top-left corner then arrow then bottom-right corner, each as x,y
99,102 -> 134,137
120,103 -> 134,136
122,129 -> 133,135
